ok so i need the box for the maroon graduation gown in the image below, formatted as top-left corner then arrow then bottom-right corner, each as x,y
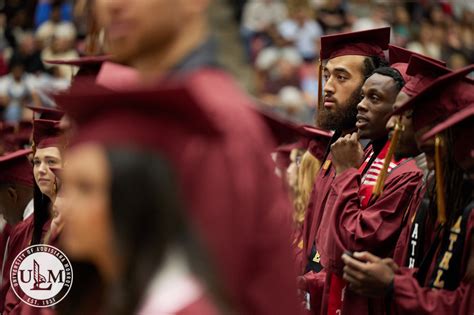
317,142 -> 423,315
133,69 -> 299,314
298,154 -> 339,314
391,181 -> 426,267
2,216 -> 53,315
391,207 -> 474,315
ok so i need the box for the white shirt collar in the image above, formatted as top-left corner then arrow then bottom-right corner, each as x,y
138,248 -> 203,314
23,199 -> 34,220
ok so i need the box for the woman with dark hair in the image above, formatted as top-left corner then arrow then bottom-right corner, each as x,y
1,119 -> 64,314
61,145 -> 224,315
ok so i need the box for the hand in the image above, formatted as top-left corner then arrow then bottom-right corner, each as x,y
330,132 -> 364,175
341,251 -> 398,298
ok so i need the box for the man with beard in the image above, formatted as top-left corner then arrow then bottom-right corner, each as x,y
298,27 -> 390,313
342,65 -> 474,315
88,1 -> 300,314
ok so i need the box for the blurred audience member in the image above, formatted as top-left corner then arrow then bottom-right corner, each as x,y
392,6 -> 411,47
0,60 -> 40,122
315,0 -> 350,34
41,27 -> 79,79
407,22 -> 441,59
278,5 -> 322,61
240,0 -> 288,61
36,3 -> 76,48
352,4 -> 390,31
9,32 -> 45,74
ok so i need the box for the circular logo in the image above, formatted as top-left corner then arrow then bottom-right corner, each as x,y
10,245 -> 73,308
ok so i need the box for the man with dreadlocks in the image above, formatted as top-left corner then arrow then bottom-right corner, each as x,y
298,27 -> 390,313
342,65 -> 474,315
386,54 -> 449,270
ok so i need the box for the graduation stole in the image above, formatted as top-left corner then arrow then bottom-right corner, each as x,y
429,203 -> 473,290
405,192 -> 431,269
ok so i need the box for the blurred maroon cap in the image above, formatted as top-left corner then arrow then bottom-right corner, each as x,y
422,105 -> 474,142
400,55 -> 450,98
33,119 -> 63,149
393,65 -> 474,131
0,149 -> 33,187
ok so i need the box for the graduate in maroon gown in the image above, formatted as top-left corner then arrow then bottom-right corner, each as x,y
82,1 -> 301,313
341,65 -> 474,315
2,119 -> 64,315
385,54 -> 452,271
56,69 -> 299,313
298,27 -> 390,313
0,149 -> 34,304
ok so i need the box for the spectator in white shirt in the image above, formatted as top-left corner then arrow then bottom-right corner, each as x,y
36,3 -> 76,48
0,60 -> 41,122
278,6 -> 323,61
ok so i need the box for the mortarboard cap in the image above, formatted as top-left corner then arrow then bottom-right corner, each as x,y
320,27 -> 390,60
55,75 -> 223,150
27,106 -> 65,121
388,45 -> 446,84
393,65 -> 474,131
33,119 -> 63,149
45,55 -> 110,77
400,55 -> 451,97
297,125 -> 333,161
0,149 -> 33,187
254,108 -> 301,146
422,105 -> 474,142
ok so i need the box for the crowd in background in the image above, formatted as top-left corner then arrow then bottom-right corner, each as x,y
236,0 -> 474,124
0,0 -> 88,123
0,0 -> 473,125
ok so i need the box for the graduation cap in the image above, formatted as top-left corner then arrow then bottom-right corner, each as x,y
2,121 -> 33,150
422,106 -> 474,142
27,106 -> 65,121
33,119 -> 63,149
55,74 -> 224,150
317,27 -> 390,110
297,125 -> 333,161
273,124 -> 333,170
254,108 -> 301,146
400,55 -> 451,98
388,45 -> 446,84
320,27 -> 390,60
0,149 -> 33,187
95,62 -> 141,90
393,64 -> 473,131
45,55 -> 110,78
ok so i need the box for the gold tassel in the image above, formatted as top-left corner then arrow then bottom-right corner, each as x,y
317,58 -> 323,111
372,117 -> 404,197
435,134 -> 447,224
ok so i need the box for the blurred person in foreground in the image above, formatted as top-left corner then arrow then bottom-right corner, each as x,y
90,0 -> 300,314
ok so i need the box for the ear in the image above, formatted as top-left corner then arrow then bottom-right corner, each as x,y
7,187 -> 18,203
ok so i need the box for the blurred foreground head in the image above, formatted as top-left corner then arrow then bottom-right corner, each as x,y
94,0 -> 211,76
